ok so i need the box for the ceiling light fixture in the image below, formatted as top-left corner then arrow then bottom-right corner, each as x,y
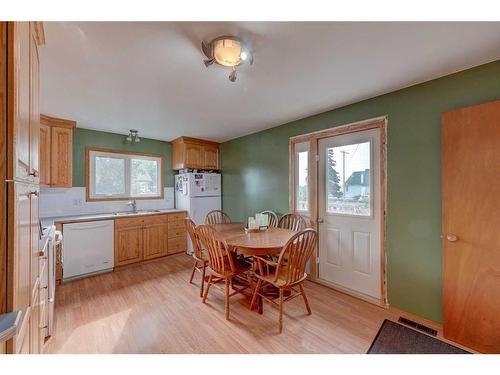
126,129 -> 140,143
202,35 -> 253,82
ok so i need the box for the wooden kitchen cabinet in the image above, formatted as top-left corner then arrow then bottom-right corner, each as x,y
114,212 -> 186,267
172,136 -> 220,170
39,123 -> 51,186
184,142 -> 202,168
115,223 -> 143,267
3,22 -> 45,354
11,22 -> 31,182
167,212 -> 186,255
39,114 -> 76,188
143,223 -> 168,260
167,236 -> 186,255
202,144 -> 219,170
10,183 -> 33,354
29,28 -> 40,182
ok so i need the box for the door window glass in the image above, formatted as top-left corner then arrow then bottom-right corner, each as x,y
326,141 -> 371,216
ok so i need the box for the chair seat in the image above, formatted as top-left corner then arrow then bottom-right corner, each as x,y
254,266 -> 307,287
216,254 -> 251,277
193,250 -> 209,263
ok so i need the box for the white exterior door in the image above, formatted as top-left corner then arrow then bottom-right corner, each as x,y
317,128 -> 382,300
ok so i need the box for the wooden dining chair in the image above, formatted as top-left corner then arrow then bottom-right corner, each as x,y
277,213 -> 306,232
196,224 -> 252,320
260,210 -> 279,228
186,218 -> 208,297
250,228 -> 318,333
205,209 -> 231,225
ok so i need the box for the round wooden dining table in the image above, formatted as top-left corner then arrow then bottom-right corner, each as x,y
210,222 -> 298,313
210,223 -> 297,256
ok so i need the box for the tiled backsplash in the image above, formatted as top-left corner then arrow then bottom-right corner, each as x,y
40,187 -> 175,218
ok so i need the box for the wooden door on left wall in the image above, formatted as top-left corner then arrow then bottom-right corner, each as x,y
442,99 -> 500,353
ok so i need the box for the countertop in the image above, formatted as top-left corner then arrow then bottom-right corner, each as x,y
41,208 -> 186,227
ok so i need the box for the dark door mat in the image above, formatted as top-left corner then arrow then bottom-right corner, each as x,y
367,319 -> 470,354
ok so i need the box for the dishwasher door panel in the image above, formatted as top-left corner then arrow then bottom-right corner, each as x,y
62,220 -> 114,280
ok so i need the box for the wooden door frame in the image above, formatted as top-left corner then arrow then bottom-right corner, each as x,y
289,116 -> 388,307
0,22 -> 7,325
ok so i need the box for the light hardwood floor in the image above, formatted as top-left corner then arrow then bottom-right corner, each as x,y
44,254 -> 411,354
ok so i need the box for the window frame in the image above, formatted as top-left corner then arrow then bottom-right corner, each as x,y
85,147 -> 164,202
288,116 -> 388,303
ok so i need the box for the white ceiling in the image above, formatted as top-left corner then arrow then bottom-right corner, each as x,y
41,22 -> 500,142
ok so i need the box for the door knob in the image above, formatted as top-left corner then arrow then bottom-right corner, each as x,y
446,234 -> 458,242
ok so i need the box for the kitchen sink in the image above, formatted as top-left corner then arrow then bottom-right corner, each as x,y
113,210 -> 161,216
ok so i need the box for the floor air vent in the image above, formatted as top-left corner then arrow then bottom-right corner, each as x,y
398,317 -> 438,336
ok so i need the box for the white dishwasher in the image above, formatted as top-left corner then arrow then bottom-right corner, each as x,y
63,220 -> 114,280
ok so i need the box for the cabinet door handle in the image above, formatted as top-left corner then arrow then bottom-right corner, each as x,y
28,171 -> 39,177
30,191 -> 39,197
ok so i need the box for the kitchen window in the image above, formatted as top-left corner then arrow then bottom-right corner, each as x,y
86,148 -> 164,201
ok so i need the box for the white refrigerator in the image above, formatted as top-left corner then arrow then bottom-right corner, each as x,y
175,173 -> 221,254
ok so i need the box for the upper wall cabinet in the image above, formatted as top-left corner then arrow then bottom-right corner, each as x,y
172,136 -> 220,170
10,23 -> 32,182
39,114 -> 76,188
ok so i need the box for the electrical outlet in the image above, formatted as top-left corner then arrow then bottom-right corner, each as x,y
72,198 -> 83,206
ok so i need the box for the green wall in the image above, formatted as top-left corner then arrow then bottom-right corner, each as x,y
72,128 -> 174,187
220,60 -> 500,323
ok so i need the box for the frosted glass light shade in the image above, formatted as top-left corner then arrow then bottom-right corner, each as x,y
213,38 -> 241,67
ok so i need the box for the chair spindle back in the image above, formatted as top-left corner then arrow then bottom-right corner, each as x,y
185,218 -> 204,261
196,224 -> 234,275
205,210 -> 231,225
278,213 -> 306,232
275,228 -> 317,286
260,210 -> 279,228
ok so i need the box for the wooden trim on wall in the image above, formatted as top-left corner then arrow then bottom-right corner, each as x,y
0,22 -> 7,319
40,114 -> 76,129
289,116 -> 388,305
288,140 -> 295,213
308,139 -> 319,281
85,146 -> 165,202
5,22 -> 15,354
32,22 -> 45,46
171,136 -> 219,147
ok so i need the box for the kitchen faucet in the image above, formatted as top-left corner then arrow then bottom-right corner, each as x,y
128,199 -> 137,213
